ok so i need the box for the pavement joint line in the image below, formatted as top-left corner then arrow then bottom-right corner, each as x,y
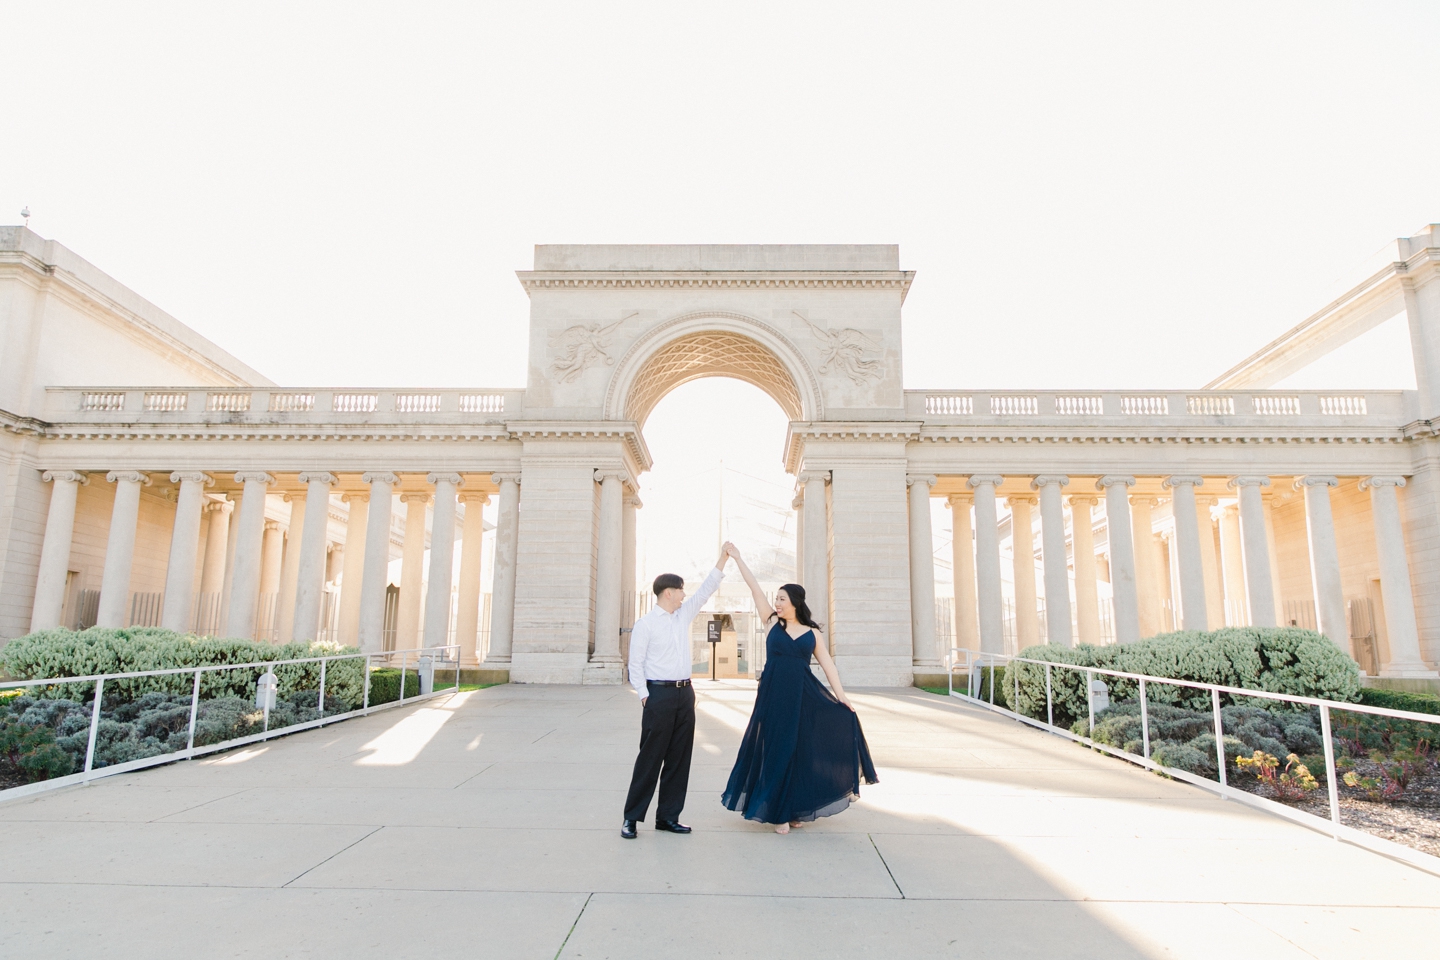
553,892 -> 592,960
148,789 -> 249,823
1222,901 -> 1323,960
278,825 -> 384,888
448,762 -> 497,789
867,833 -> 905,899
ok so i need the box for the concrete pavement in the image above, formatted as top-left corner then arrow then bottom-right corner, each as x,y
1,683 -> 1436,959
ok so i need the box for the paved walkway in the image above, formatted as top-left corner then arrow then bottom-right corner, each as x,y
1,683 -> 1436,959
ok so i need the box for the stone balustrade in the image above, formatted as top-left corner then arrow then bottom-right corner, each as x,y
908,389 -> 1408,425
49,387 -> 524,422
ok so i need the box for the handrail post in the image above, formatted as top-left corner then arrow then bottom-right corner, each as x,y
1211,688 -> 1227,789
399,652 -> 409,704
83,677 -> 105,778
1045,662 -> 1053,728
317,658 -> 328,723
454,646 -> 461,693
1139,678 -> 1150,760
263,662 -> 274,735
1012,658 -> 1018,710
1320,704 -> 1341,837
186,669 -> 202,757
1086,668 -> 1096,737
362,654 -> 372,713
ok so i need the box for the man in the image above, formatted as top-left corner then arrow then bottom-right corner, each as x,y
621,543 -> 731,839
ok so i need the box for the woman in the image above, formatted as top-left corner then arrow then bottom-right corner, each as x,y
720,544 -> 878,833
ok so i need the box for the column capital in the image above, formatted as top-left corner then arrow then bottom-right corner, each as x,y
791,493 -> 805,510
400,492 -> 432,504
106,470 -> 151,486
906,474 -> 937,488
362,471 -> 399,486
42,470 -> 89,485
1006,495 -> 1037,507
1162,475 -> 1205,488
1360,476 -> 1407,490
1227,476 -> 1271,490
169,471 -> 213,486
427,472 -> 464,487
1067,495 -> 1099,507
234,471 -> 275,485
1131,495 -> 1161,508
798,470 -> 831,484
625,495 -> 644,509
491,472 -> 522,486
341,491 -> 370,504
594,469 -> 627,484
1031,475 -> 1069,490
457,491 -> 490,505
966,474 -> 1004,488
946,492 -> 973,507
264,519 -> 281,532
298,471 -> 338,485
1295,475 -> 1339,489
1096,475 -> 1135,490
203,499 -> 233,515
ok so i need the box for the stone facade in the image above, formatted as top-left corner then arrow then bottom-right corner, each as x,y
3,227 -> 1440,685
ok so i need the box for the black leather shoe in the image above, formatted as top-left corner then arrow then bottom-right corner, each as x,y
655,820 -> 691,834
621,820 -> 637,839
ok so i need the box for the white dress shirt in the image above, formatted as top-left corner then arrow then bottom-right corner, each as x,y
628,566 -> 724,699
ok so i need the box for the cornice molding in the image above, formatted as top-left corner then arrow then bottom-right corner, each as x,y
516,270 -> 916,303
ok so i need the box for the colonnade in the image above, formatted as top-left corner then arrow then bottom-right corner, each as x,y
28,469 -> 524,666
903,473 -> 1436,678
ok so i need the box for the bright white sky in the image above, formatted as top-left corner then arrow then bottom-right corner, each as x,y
5,2 -> 1438,585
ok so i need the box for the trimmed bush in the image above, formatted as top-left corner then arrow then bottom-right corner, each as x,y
367,668 -> 420,706
0,628 -> 365,709
1357,688 -> 1440,717
1008,627 -> 1361,728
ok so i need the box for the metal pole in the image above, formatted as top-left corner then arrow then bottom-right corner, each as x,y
186,669 -> 202,757
1211,687 -> 1227,789
1012,659 -> 1018,710
1320,704 -> 1341,836
1086,668 -> 1095,737
988,658 -> 994,706
83,677 -> 104,778
399,652 -> 409,704
1139,678 -> 1150,760
317,658 -> 327,721
1045,662 -> 1053,728
454,646 -> 461,692
362,655 -> 372,713
263,662 -> 273,734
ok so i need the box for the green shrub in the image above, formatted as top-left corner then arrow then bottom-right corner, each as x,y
0,717 -> 75,782
1357,688 -> 1440,717
368,668 -> 420,706
1007,627 -> 1360,728
0,628 -> 365,709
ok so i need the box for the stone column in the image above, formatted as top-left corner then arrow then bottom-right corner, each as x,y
291,472 -> 337,642
1008,496 -> 1039,648
219,493 -> 242,627
200,500 -> 232,596
1229,476 -> 1276,627
275,494 -> 304,641
396,491 -> 430,649
906,475 -> 939,667
1198,498 -> 1226,627
1130,495 -> 1163,636
159,472 -> 212,633
947,493 -> 979,652
622,495 -> 640,631
31,471 -> 88,631
423,473 -> 462,649
486,473 -> 521,665
1297,476 -> 1348,652
1218,504 -> 1247,625
591,470 -> 626,668
1069,495 -> 1101,645
1262,493 -> 1286,618
800,471 -> 830,625
358,472 -> 397,653
1032,476 -> 1072,647
1360,477 -> 1437,677
1098,476 -> 1139,644
968,476 -> 1005,654
97,471 -> 151,628
455,490 -> 488,665
792,492 -> 805,582
225,472 -> 275,639
338,492 -> 368,643
258,520 -> 285,637
1163,476 -> 1208,632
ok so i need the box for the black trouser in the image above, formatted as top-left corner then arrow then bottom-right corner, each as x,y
623,682 -> 695,822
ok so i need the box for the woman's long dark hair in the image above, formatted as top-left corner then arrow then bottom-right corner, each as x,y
769,583 -> 823,631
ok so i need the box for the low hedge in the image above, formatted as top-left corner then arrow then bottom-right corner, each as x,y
1357,687 -> 1440,717
1008,627 -> 1361,729
367,668 -> 420,706
0,627 -> 365,709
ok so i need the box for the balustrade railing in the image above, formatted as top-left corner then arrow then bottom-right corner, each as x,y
907,389 -> 1405,423
48,387 -> 520,421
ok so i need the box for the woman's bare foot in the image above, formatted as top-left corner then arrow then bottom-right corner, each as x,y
789,820 -> 805,828
775,823 -> 790,834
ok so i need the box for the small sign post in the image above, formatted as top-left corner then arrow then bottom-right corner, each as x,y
707,619 -> 722,681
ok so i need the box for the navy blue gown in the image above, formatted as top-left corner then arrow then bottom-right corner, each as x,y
721,622 -> 878,824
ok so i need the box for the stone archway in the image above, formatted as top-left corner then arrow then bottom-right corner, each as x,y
603,312 -> 821,427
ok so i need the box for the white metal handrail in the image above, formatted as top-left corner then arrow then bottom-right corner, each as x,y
0,644 -> 462,804
943,647 -> 1440,875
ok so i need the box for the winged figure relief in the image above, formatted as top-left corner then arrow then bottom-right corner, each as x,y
800,315 -> 883,385
548,318 -> 626,383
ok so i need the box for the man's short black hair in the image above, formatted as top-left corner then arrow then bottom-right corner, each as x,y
652,573 -> 684,596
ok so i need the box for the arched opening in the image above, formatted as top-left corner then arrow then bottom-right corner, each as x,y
636,376 -> 796,681
623,330 -> 804,427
